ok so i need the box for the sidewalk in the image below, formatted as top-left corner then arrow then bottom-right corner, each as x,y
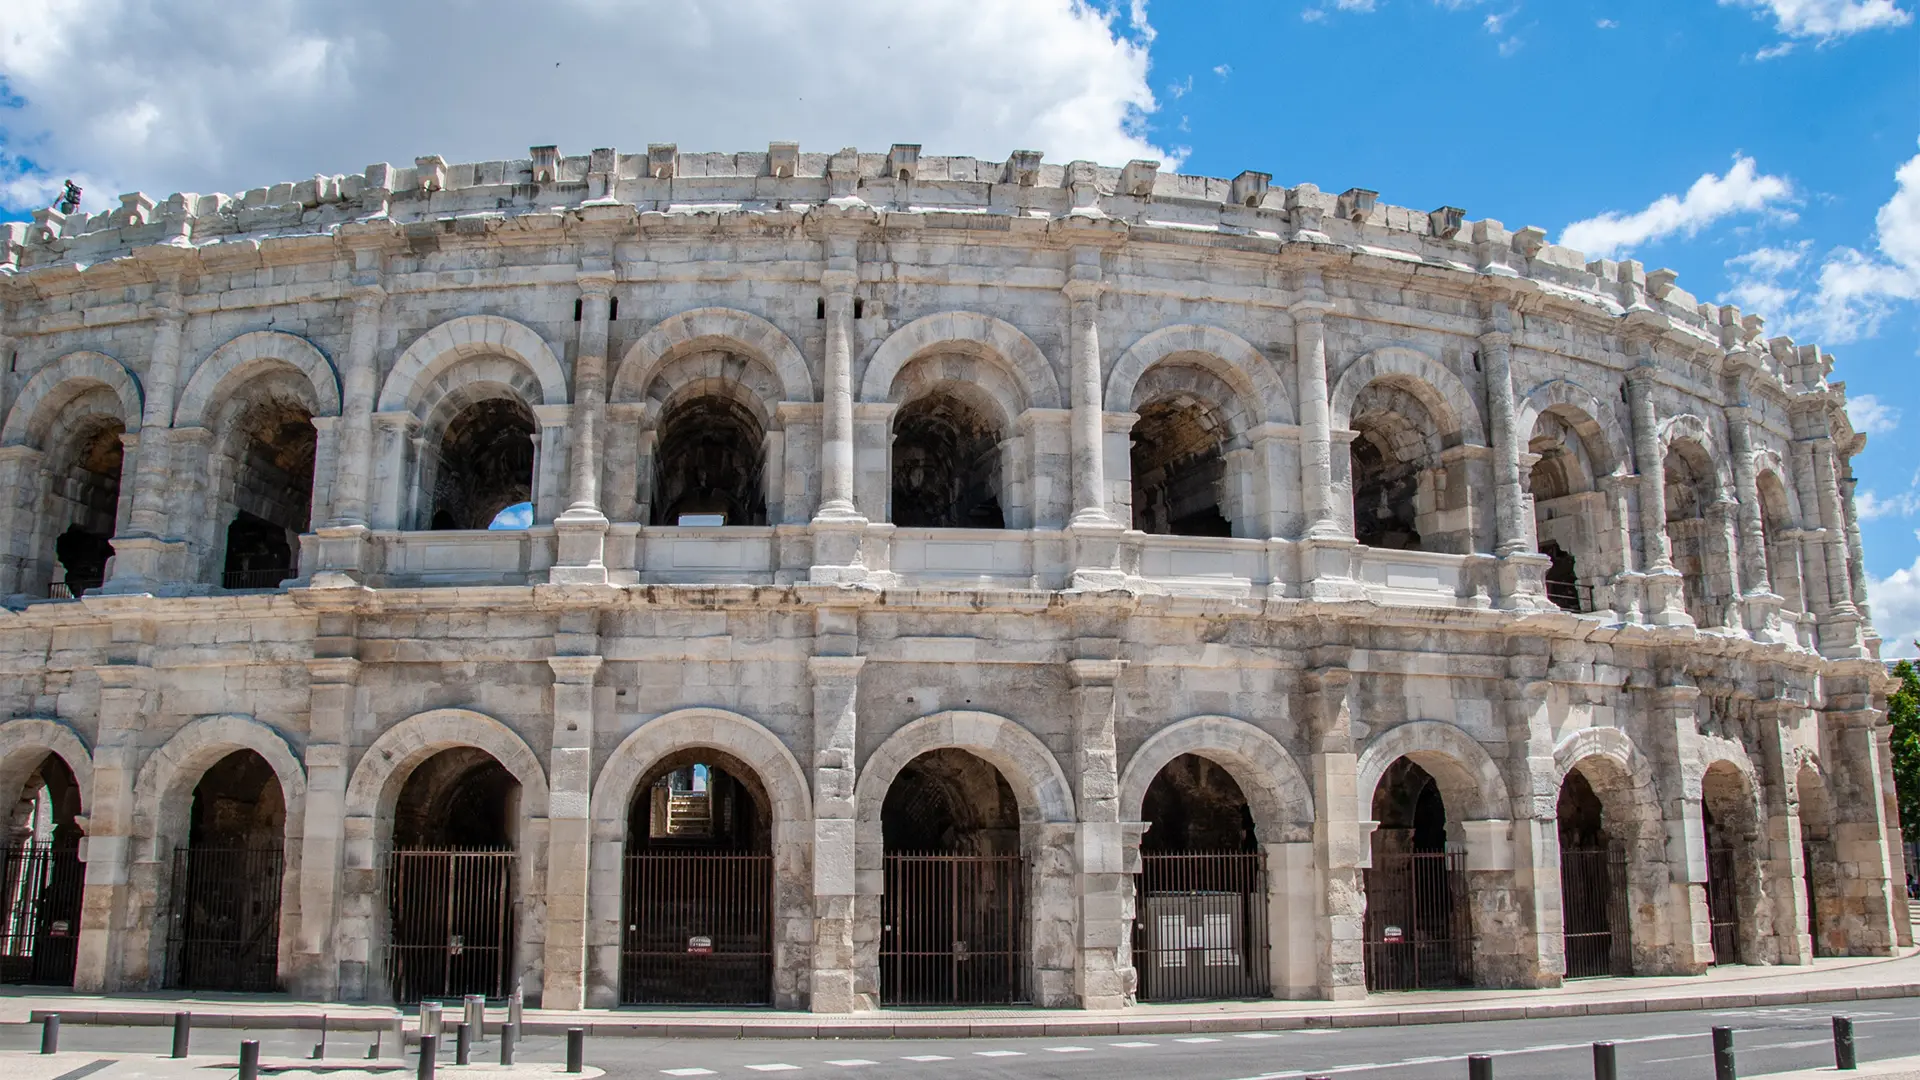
6,950 -> 1920,1040
1753,1055 -> 1920,1079
1,1052 -> 602,1080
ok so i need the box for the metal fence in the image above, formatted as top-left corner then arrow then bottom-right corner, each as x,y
1363,850 -> 1472,991
881,852 -> 1026,1005
621,852 -> 773,1005
1707,846 -> 1740,964
0,842 -> 81,986
1560,847 -> 1630,978
384,849 -> 517,1003
164,846 -> 284,992
1133,851 -> 1269,1001
222,567 -> 293,590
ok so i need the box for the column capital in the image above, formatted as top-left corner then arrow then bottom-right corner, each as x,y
808,654 -> 867,682
348,282 -> 386,308
1479,329 -> 1512,351
575,270 -> 615,297
1288,297 -> 1334,320
1067,658 -> 1127,687
547,655 -> 604,683
305,657 -> 362,684
819,267 -> 858,294
1624,363 -> 1660,387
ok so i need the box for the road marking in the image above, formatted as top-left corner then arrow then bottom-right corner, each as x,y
744,1066 -> 800,1073
1295,1030 -> 1337,1036
1047,1046 -> 1094,1053
1176,1037 -> 1222,1044
975,1051 -> 1025,1057
824,1061 -> 876,1067
1111,1042 -> 1158,1048
1235,1033 -> 1282,1040
901,1056 -> 951,1063
662,1070 -> 714,1077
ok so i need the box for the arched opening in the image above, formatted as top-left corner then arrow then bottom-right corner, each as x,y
1701,762 -> 1764,966
385,748 -> 521,1002
1758,472 -> 1803,615
1528,410 -> 1607,613
1348,378 -> 1465,553
1131,396 -> 1231,537
621,749 -> 774,1005
1134,754 -> 1267,1001
429,398 -> 536,530
651,393 -> 766,527
0,753 -> 83,986
1558,769 -> 1630,977
45,421 -> 124,598
1664,441 -> 1724,627
880,748 -> 1026,1004
1364,758 -> 1470,990
216,397 -> 316,589
891,389 -> 1006,528
1797,766 -> 1838,958
164,749 -> 287,992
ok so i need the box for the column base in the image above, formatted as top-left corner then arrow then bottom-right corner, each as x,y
550,507 -> 611,585
1067,520 -> 1128,590
98,535 -> 186,595
1643,570 -> 1694,627
309,524 -> 374,587
1495,551 -> 1552,611
1298,536 -> 1366,601
809,515 -> 872,583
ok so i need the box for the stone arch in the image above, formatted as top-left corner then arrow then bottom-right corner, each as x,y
1118,715 -> 1314,843
174,331 -> 341,428
859,312 -> 1063,410
1515,379 -> 1629,478
584,708 -> 812,1009
377,315 -> 568,414
612,308 -> 813,406
856,711 -> 1075,836
1356,720 -> 1511,822
1752,450 -> 1803,524
1329,346 -> 1485,446
344,707 -> 549,824
883,346 -> 1028,430
1658,414 -> 1733,502
1106,324 -> 1294,425
589,708 -> 811,839
0,718 -> 92,817
1552,726 -> 1655,793
1,351 -> 143,446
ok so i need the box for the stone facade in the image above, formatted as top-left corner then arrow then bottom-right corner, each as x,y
0,143 -> 1903,1011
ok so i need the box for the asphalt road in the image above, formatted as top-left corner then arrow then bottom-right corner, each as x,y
4,999 -> 1918,1080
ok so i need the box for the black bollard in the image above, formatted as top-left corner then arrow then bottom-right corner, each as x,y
239,1040 -> 260,1080
172,1011 -> 192,1058
1468,1054 -> 1493,1080
1834,1016 -> 1857,1071
499,1023 -> 516,1066
455,1022 -> 470,1065
1713,1026 -> 1737,1080
566,1027 -> 585,1073
417,1034 -> 438,1080
39,1013 -> 58,1055
1592,1041 -> 1617,1080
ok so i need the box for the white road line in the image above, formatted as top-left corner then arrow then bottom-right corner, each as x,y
661,1070 -> 715,1077
744,1066 -> 800,1073
824,1061 -> 876,1067
1176,1037 -> 1222,1044
1047,1046 -> 1094,1053
974,1051 -> 1025,1057
1234,1033 -> 1282,1040
1111,1042 -> 1158,1048
901,1056 -> 952,1063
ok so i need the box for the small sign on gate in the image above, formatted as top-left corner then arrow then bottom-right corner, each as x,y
449,934 -> 465,956
49,920 -> 68,938
1382,925 -> 1405,943
687,935 -> 713,955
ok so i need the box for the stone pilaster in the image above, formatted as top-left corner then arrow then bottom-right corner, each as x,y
1304,655 -> 1365,998
532,404 -> 571,527
1068,657 -> 1133,1008
1481,309 -> 1548,609
1754,696 -> 1813,965
1821,673 -> 1900,955
1646,678 -> 1715,974
554,269 -> 615,583
1626,363 -> 1688,625
1501,670 -> 1564,987
809,227 -> 869,581
316,236 -> 387,582
1065,256 -> 1113,530
106,287 -> 189,593
543,649 -> 603,1009
808,649 -> 865,1012
370,411 -> 418,530
76,619 -> 159,991
297,650 -> 359,997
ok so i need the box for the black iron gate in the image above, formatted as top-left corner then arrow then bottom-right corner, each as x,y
881,853 -> 1026,1005
1803,842 -> 1826,957
1133,851 -> 1269,1001
1560,848 -> 1630,978
1363,850 -> 1471,991
0,843 -> 82,986
385,849 -> 517,1003
621,852 -> 773,1005
164,847 -> 283,992
1706,846 -> 1739,964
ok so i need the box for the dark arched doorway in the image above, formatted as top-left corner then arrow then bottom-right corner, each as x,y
1135,754 -> 1267,1000
165,750 -> 287,991
621,751 -> 774,1005
880,749 -> 1025,1004
0,754 -> 83,985
1364,758 -> 1471,990
1701,762 -> 1762,966
385,749 -> 520,1002
1558,769 -> 1630,977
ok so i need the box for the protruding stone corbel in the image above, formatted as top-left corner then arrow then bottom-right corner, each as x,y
1337,187 -> 1377,223
1230,169 -> 1270,209
415,155 -> 447,193
116,193 -> 154,227
1005,149 -> 1043,186
1429,205 -> 1465,239
530,145 -> 560,183
1286,184 -> 1326,242
586,146 -> 618,203
768,141 -> 799,178
647,143 -> 677,179
1512,226 -> 1548,259
886,144 -> 920,183
1119,159 -> 1159,198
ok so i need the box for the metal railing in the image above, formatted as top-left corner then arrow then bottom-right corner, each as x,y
164,846 -> 284,993
620,852 -> 773,1005
222,567 -> 293,590
1707,846 -> 1740,964
881,852 -> 1027,1005
384,848 -> 517,1004
1546,579 -> 1595,613
1363,850 -> 1472,991
0,843 -> 82,987
1134,851 -> 1270,1001
1560,848 -> 1631,978
46,578 -> 101,600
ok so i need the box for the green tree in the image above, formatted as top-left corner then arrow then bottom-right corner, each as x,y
1889,659 -> 1920,838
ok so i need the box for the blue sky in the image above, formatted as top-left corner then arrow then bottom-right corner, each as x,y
2,0 -> 1915,643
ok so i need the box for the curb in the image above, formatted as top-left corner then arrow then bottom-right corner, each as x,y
23,980 -> 1920,1039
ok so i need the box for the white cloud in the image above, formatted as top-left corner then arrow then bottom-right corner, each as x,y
1868,553 -> 1920,657
1804,146 -> 1920,341
1212,63 -> 1232,78
1753,40 -> 1799,58
1849,393 -> 1902,436
1722,0 -> 1912,41
1167,75 -> 1193,99
1596,18 -> 1618,28
1560,154 -> 1795,259
1856,486 -> 1920,520
0,0 -> 1170,212
1338,0 -> 1378,9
